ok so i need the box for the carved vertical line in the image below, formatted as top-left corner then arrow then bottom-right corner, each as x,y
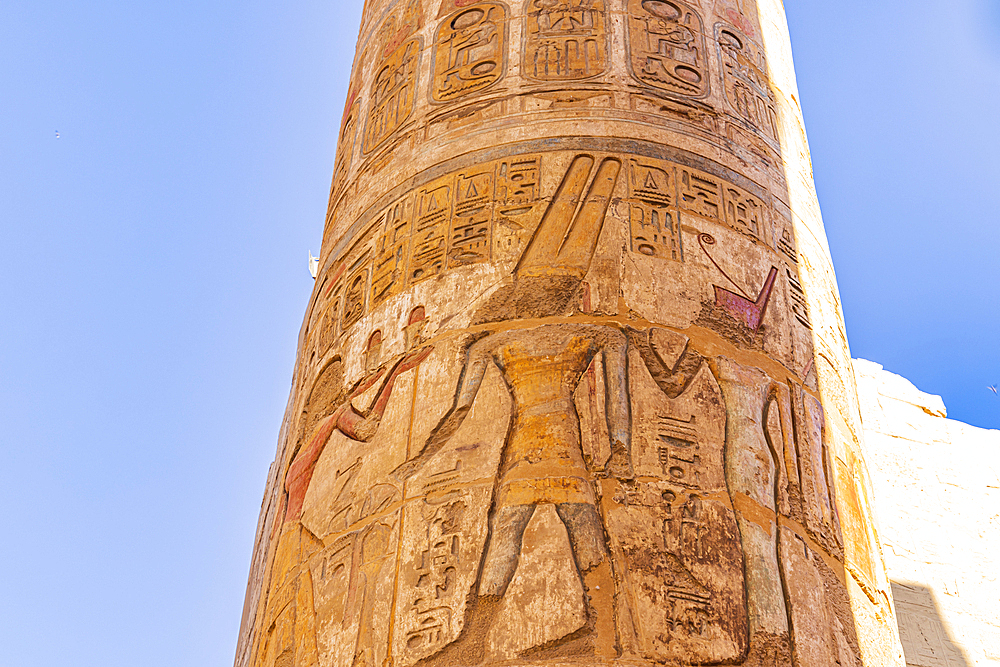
386,367 -> 420,665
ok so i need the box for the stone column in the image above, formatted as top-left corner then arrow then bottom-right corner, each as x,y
235,1 -> 905,666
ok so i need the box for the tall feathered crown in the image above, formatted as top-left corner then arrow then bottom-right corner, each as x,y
515,155 -> 622,280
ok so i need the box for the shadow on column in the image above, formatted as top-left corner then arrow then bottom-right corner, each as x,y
891,581 -> 972,667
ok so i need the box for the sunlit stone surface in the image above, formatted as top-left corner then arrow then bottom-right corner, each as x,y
235,2 -> 906,665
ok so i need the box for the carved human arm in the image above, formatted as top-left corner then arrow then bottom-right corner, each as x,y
283,414 -> 340,522
391,338 -> 491,481
603,331 -> 634,479
281,347 -> 434,520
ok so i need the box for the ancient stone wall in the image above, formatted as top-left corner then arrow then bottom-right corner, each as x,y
235,1 -> 905,666
854,360 -> 1000,667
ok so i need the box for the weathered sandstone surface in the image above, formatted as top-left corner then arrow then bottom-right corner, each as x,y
235,1 -> 906,665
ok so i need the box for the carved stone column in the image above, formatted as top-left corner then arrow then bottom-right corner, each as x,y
235,1 -> 906,666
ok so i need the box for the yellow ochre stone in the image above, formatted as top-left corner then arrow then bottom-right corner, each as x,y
235,1 -> 906,666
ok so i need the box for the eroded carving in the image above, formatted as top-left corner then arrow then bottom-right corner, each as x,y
363,2 -> 423,154
627,0 -> 710,98
524,0 -> 608,81
432,3 -> 508,103
627,159 -> 683,261
717,25 -> 777,141
338,155 -> 544,318
250,323 -> 433,667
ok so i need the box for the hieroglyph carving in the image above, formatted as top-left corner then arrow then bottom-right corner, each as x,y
353,155 -> 541,313
432,3 -> 508,103
321,150 -> 787,343
363,37 -> 421,154
332,86 -> 361,199
402,495 -> 468,656
627,159 -> 683,261
677,166 -> 767,241
626,0 -> 710,99
310,154 -> 544,350
611,344 -> 748,663
524,0 -> 608,81
623,155 -> 767,252
786,268 -> 812,329
342,265 -> 371,330
717,25 -> 777,141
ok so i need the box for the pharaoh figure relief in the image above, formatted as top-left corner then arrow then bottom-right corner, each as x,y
236,1 -> 902,667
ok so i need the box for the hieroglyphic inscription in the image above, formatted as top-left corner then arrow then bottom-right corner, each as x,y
777,221 -> 797,264
450,167 -> 496,264
312,272 -> 344,359
627,0 -> 709,98
627,159 -> 682,261
343,266 -> 370,329
676,166 -> 766,241
786,269 -> 811,329
406,498 -> 467,654
717,26 -> 777,141
433,3 -> 507,103
336,152 -> 780,338
311,537 -> 353,634
662,490 -> 712,634
411,182 -> 451,284
332,86 -> 361,198
363,34 -> 421,153
410,162 -> 496,284
623,158 -> 769,258
524,0 -> 607,81
372,199 -> 414,308
656,414 -> 702,486
678,167 -> 722,221
346,156 -> 543,315
496,155 -> 540,205
607,354 -> 747,663
723,181 -> 765,239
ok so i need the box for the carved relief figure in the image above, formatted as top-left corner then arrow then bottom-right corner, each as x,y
717,358 -> 854,665
395,156 -> 628,660
610,330 -> 749,663
389,154 -> 752,663
250,316 -> 433,667
525,0 -> 608,81
432,3 -> 507,103
717,26 -> 777,141
627,0 -> 709,98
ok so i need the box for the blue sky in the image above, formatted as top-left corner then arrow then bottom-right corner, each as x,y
0,1 -> 997,666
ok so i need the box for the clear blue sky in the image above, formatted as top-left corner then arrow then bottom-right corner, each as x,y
1,1 -> 997,666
